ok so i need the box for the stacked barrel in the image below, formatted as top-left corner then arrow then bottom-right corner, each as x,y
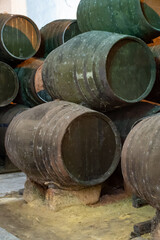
2,1 -> 160,207
0,13 -> 41,172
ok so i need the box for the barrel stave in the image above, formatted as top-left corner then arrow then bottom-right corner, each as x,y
5,100 -> 121,189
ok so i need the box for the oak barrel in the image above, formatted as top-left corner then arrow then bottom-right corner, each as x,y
5,100 -> 121,189
107,101 -> 160,143
42,31 -> 156,111
0,14 -> 41,63
15,58 -> 52,107
146,45 -> 160,102
0,61 -> 19,107
0,104 -> 28,156
121,114 -> 160,210
38,19 -> 81,58
77,0 -> 160,42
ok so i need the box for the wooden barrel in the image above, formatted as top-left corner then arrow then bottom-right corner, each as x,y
77,0 -> 160,42
107,101 -> 160,143
15,58 -> 52,107
0,61 -> 19,107
0,14 -> 41,64
121,114 -> 160,210
146,45 -> 160,102
0,104 -> 28,156
38,19 -> 81,58
5,100 -> 121,190
42,31 -> 156,111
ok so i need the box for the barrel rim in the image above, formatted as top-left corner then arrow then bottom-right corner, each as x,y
32,61 -> 48,104
62,20 -> 78,43
16,58 -> 46,106
106,35 -> 156,103
0,61 -> 19,107
138,0 -> 160,32
1,14 -> 41,60
40,19 -> 75,31
61,111 -> 121,186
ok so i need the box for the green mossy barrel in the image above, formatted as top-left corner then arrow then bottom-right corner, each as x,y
121,114 -> 160,210
77,0 -> 160,43
0,104 -> 28,156
107,101 -> 160,143
0,61 -> 19,107
5,100 -> 121,190
0,14 -> 41,64
146,45 -> 160,102
15,58 -> 52,107
42,31 -> 156,111
38,19 -> 81,58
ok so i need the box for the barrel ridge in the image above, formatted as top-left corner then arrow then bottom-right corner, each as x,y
0,61 -> 19,107
0,104 -> 28,156
42,31 -> 156,111
40,19 -> 81,58
0,13 -> 41,63
77,0 -> 160,42
5,100 -> 121,189
121,114 -> 160,209
15,58 -> 50,107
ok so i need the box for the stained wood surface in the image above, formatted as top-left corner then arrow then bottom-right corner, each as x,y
5,101 -> 121,189
0,61 -> 19,106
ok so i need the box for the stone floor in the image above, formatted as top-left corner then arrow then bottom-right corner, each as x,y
0,172 -> 26,197
0,227 -> 20,240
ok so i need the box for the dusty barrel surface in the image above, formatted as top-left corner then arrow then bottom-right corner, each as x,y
5,100 -> 121,189
107,101 -> 160,143
146,45 -> 160,102
77,0 -> 160,42
0,61 -> 19,107
121,114 -> 160,210
42,31 -> 156,111
15,58 -> 52,107
39,19 -> 81,58
0,14 -> 41,63
0,104 -> 28,158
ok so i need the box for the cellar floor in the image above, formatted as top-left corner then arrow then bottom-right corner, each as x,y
0,173 -> 155,240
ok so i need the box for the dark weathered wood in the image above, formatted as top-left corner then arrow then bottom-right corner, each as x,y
15,58 -> 52,107
146,45 -> 160,102
77,0 -> 160,42
134,221 -> 152,235
37,19 -> 81,58
130,210 -> 160,239
0,13 -> 41,64
130,221 -> 152,238
5,100 -> 121,190
132,194 -> 148,208
42,31 -> 156,111
0,104 -> 28,156
0,61 -> 19,106
107,101 -> 160,143
122,114 -> 160,210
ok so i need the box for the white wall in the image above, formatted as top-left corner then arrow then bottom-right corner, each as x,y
0,0 -> 27,15
0,0 -> 12,13
0,0 -> 80,29
26,0 -> 80,29
55,0 -> 80,19
11,0 -> 27,15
